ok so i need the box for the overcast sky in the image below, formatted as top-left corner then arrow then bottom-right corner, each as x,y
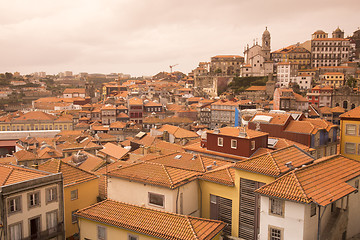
0,0 -> 359,77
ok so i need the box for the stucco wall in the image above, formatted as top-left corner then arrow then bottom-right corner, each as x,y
6,182 -> 62,238
259,197 -> 305,240
107,177 -> 199,215
64,178 -> 99,238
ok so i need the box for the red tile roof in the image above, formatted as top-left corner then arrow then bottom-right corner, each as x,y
0,164 -> 50,186
107,162 -> 199,189
76,199 -> 226,239
200,166 -> 235,186
234,145 -> 314,177
340,106 -> 360,119
98,143 -> 129,160
38,159 -> 98,187
255,155 -> 360,206
208,127 -> 268,139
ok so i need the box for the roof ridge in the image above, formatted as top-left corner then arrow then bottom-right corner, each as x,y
225,168 -> 234,184
268,151 -> 281,175
198,155 -> 206,172
162,165 -> 174,188
56,158 -> 61,173
185,216 -> 199,240
1,167 -> 13,185
291,171 -> 310,202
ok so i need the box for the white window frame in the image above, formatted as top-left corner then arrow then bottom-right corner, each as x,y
269,198 -> 284,217
231,139 -> 237,149
28,191 -> 40,209
217,137 -> 223,147
8,196 -> 22,214
9,221 -> 22,240
148,192 -> 165,208
46,210 -> 58,234
46,187 -> 57,204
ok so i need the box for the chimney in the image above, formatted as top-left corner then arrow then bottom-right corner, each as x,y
238,127 -> 247,138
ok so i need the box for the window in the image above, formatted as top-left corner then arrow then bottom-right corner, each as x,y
72,210 -> 78,223
345,124 -> 356,135
46,187 -> 57,204
355,180 -> 359,194
251,141 -> 256,150
310,203 -> 317,217
8,196 -> 21,214
46,211 -> 58,234
217,137 -> 223,147
148,192 -> 165,208
231,139 -> 237,149
71,189 -> 78,200
345,142 -> 356,154
28,192 -> 40,208
128,234 -> 138,240
269,198 -> 284,217
97,225 -> 106,240
269,226 -> 283,240
9,222 -> 22,240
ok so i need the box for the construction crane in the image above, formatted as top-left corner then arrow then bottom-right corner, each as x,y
169,64 -> 178,74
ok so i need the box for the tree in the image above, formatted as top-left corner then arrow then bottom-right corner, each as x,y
346,76 -> 357,88
5,72 -> 13,79
291,82 -> 301,94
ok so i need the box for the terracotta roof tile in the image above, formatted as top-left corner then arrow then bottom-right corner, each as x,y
234,145 -> 314,177
0,164 -> 50,186
157,124 -> 198,139
98,143 -> 129,160
208,127 -> 268,139
38,159 -> 98,187
255,155 -> 360,206
340,106 -> 360,119
76,199 -> 226,239
200,166 -> 235,186
145,152 -> 231,173
108,162 -> 199,189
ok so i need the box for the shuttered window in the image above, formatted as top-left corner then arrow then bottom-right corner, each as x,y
210,194 -> 232,236
239,178 -> 265,240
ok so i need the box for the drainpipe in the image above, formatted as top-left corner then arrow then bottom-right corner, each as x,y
317,205 -> 321,240
176,187 -> 180,214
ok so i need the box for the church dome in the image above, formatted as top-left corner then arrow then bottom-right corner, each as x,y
263,27 -> 270,36
333,27 -> 343,33
314,30 -> 325,34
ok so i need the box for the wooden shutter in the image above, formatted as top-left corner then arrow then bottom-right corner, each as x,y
210,194 -> 232,236
239,179 -> 265,240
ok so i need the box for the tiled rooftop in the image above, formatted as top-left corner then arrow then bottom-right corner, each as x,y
0,163 -> 50,186
76,199 -> 226,239
38,158 -> 98,187
234,145 -> 314,177
107,161 -> 199,189
255,155 -> 360,206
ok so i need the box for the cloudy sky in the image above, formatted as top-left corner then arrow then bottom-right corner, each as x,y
0,0 -> 359,77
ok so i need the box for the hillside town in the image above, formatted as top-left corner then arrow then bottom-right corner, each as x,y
1,26 -> 360,240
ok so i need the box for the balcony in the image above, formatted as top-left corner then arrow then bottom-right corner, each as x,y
22,222 -> 64,240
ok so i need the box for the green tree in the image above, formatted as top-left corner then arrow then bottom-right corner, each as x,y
346,76 -> 357,88
5,72 -> 13,79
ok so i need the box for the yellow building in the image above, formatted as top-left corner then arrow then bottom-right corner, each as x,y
339,106 -> 360,160
38,159 -> 99,239
76,199 -> 226,240
322,72 -> 345,88
199,145 -> 315,239
0,111 -> 73,131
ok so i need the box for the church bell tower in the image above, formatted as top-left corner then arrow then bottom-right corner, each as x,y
262,27 -> 271,61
